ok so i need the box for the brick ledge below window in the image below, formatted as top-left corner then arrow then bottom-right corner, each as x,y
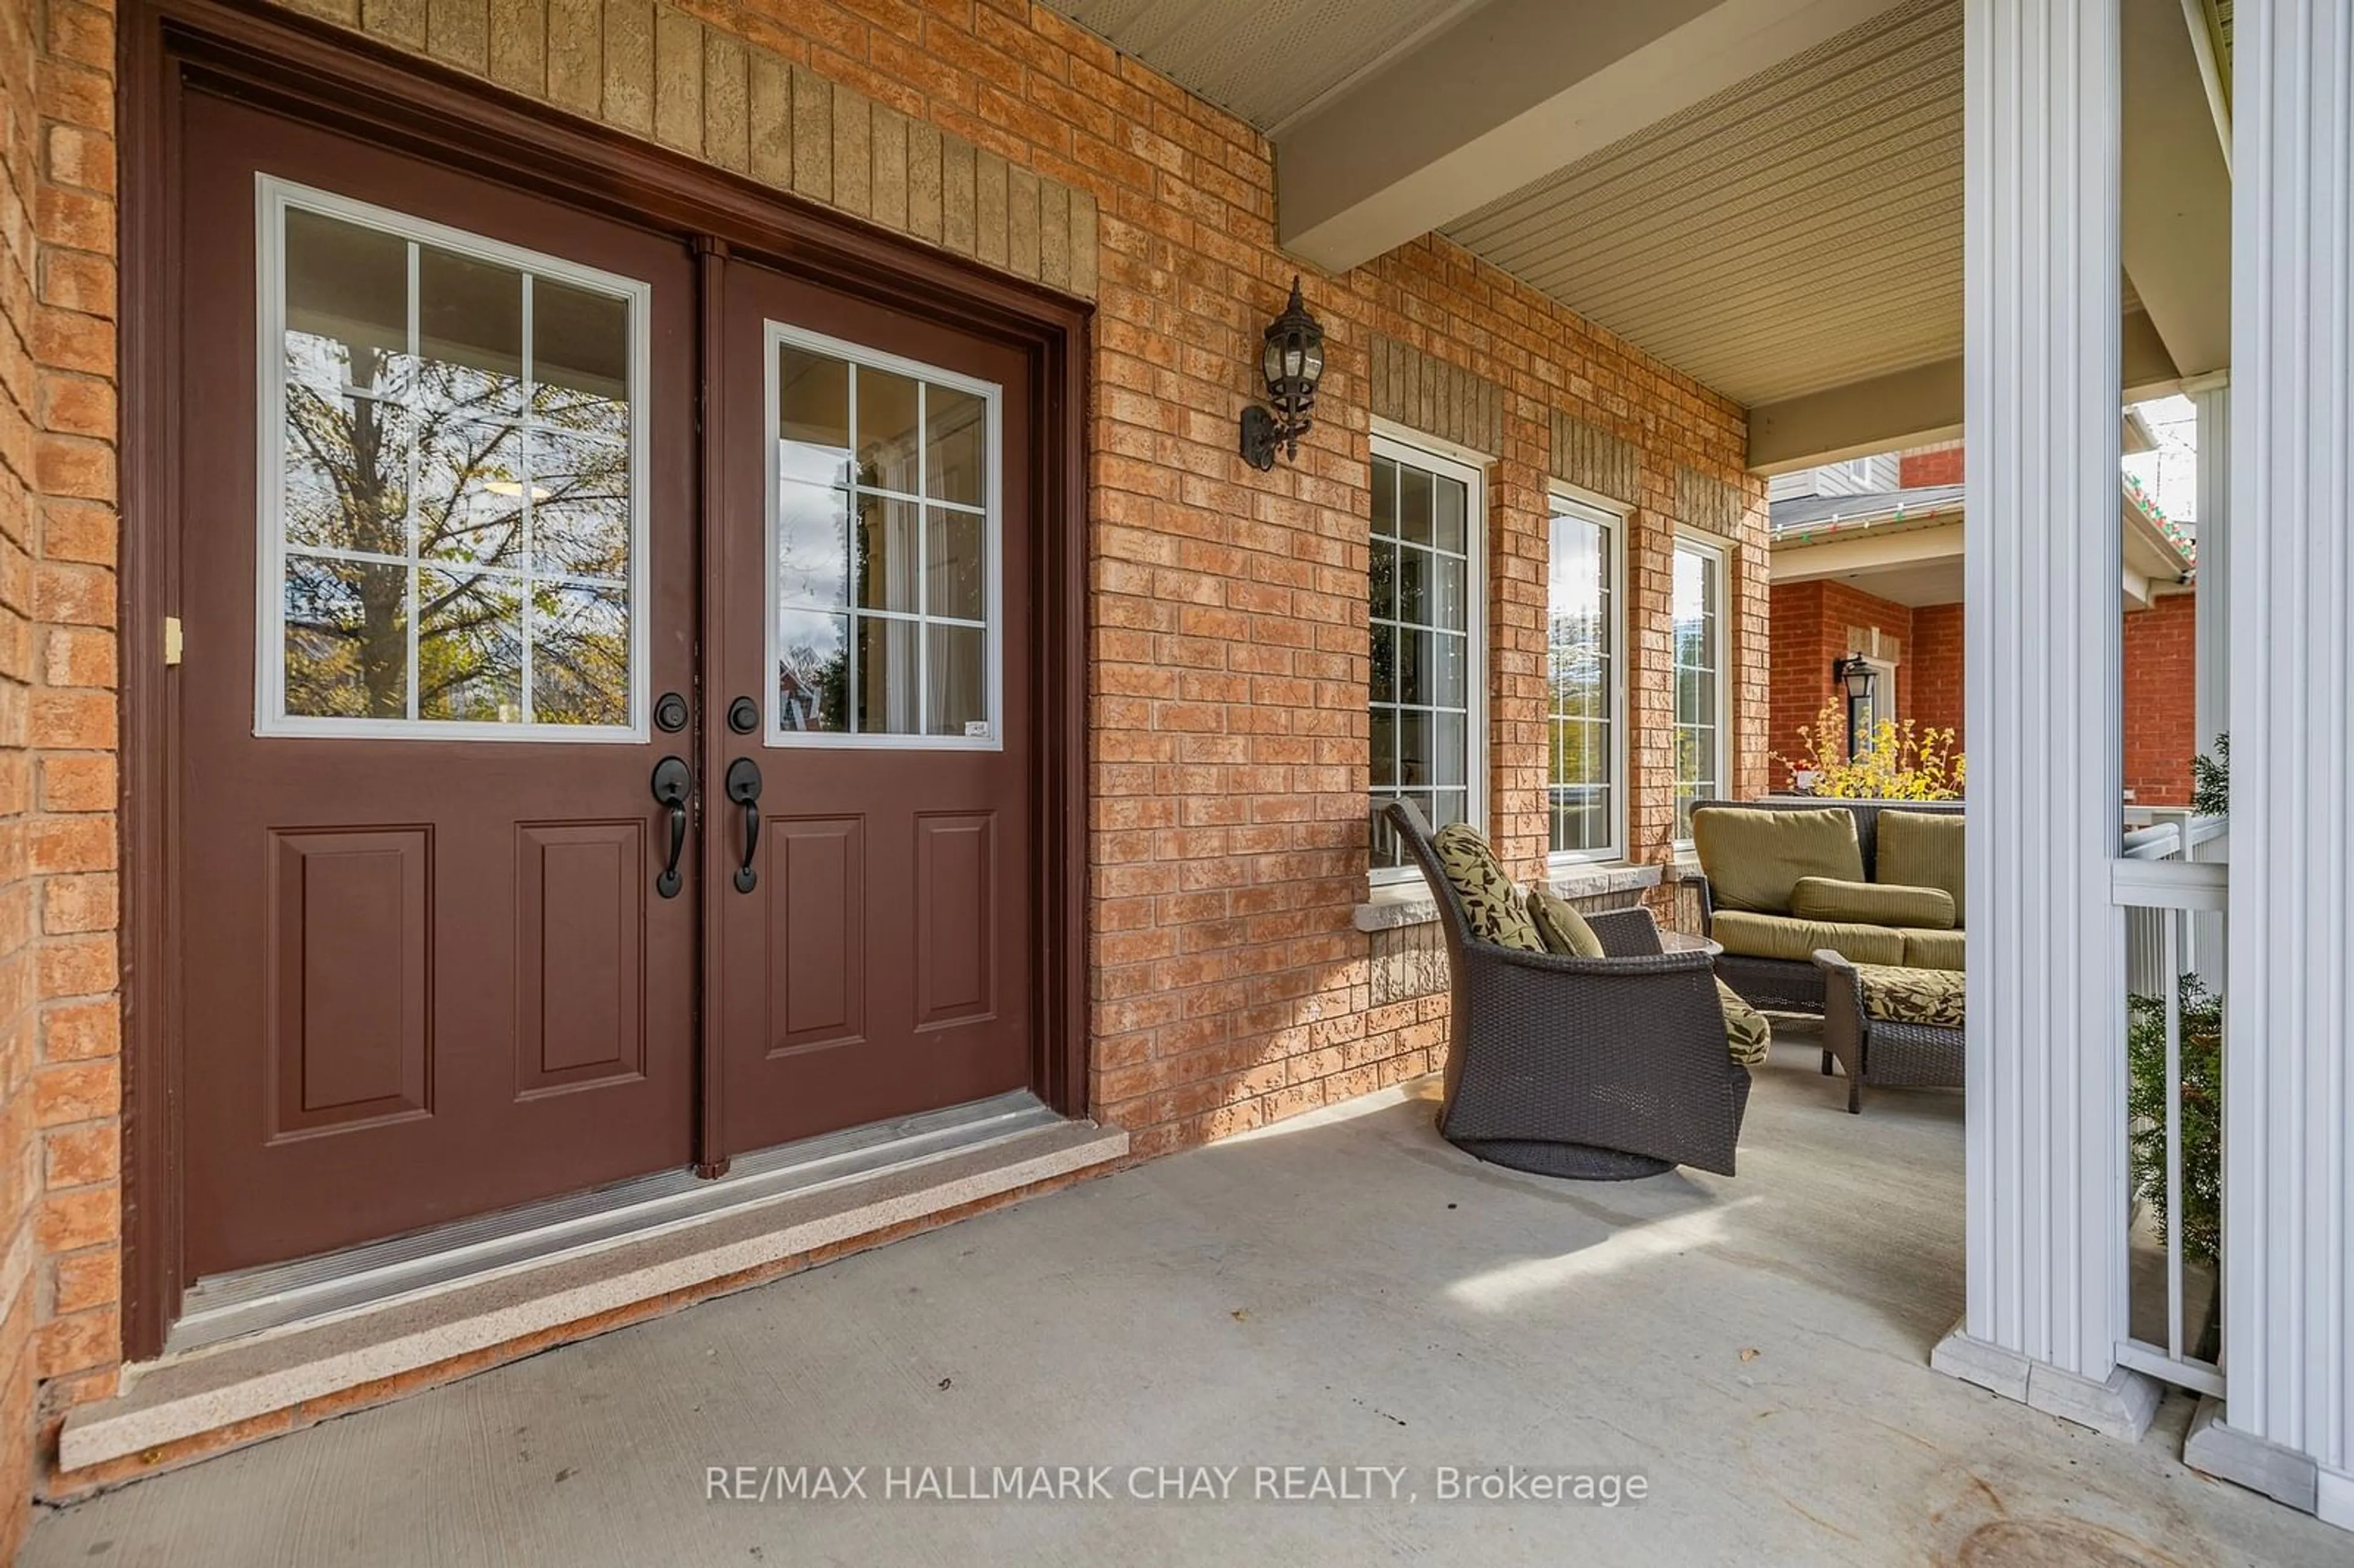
1352,863 -> 1663,933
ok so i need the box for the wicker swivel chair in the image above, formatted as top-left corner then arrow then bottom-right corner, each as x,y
1385,801 -> 1752,1179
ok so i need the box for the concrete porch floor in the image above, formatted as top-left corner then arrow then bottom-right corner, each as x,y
27,1032 -> 2341,1567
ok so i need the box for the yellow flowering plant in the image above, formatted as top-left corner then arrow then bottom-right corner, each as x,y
1775,697 -> 1965,801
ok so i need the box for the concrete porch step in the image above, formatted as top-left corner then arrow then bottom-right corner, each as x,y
59,1119 -> 1127,1482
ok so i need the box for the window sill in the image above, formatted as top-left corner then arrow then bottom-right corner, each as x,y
1352,861 -> 1664,934
1353,883 -> 1439,933
1544,861 -> 1663,900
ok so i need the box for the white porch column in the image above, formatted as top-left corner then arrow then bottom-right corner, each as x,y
2185,372 -> 2228,992
2192,0 -> 2354,1531
2187,374 -> 2230,761
1931,0 -> 2157,1439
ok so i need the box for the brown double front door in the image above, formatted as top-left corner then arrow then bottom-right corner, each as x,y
176,93 -> 1036,1279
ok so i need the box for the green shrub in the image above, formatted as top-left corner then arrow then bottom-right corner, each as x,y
2125,975 -> 2222,1263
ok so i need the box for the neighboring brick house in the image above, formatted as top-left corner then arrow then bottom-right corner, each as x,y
1769,444 -> 2201,804
0,0 -> 1793,1524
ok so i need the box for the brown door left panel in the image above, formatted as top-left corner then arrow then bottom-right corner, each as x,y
175,92 -> 698,1276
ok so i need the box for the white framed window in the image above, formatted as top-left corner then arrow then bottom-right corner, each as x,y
765,321 -> 1004,750
1547,491 -> 1625,864
1368,432 -> 1485,883
256,175 -> 651,740
1671,536 -> 1731,846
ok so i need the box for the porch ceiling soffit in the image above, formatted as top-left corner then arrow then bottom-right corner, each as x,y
1369,337 -> 1503,457
2120,0 -> 2233,378
273,0 -> 1101,300
1250,0 -> 1922,273
1745,309 -> 2181,474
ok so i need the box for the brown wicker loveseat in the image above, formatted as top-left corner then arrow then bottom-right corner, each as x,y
1689,797 -> 1964,1015
1386,801 -> 1752,1180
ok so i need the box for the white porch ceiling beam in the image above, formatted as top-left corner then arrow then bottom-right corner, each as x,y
1745,310 -> 2179,473
1770,520 -> 1964,584
2121,0 -> 2233,378
1274,0 -> 1916,273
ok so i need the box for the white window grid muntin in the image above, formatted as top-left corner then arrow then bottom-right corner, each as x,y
1670,535 -> 1731,848
763,319 -> 1004,752
253,175 -> 652,742
1368,432 -> 1485,886
1547,489 -> 1626,866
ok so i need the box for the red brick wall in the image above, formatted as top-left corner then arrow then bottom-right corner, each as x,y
0,0 -> 40,1547
2124,593 -> 2198,805
1910,602 -> 1964,750
1769,582 -> 2196,804
3,0 -> 120,1542
1766,579 -> 1916,787
1900,444 -> 1962,487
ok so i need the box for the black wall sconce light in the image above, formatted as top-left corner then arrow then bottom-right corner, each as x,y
1240,276 -> 1325,471
1835,652 -> 1878,756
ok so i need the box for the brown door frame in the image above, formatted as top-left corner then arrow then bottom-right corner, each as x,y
119,0 -> 1092,1358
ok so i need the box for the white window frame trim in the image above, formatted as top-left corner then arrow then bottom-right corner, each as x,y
1545,484 -> 1628,867
1670,532 -> 1732,851
1368,422 -> 1488,891
252,173 -> 654,743
763,319 -> 1005,752
1859,653 -> 1899,747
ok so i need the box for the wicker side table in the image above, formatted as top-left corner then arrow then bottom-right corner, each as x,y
1811,950 -> 1964,1114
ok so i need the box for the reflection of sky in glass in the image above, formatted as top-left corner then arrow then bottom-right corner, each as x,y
780,440 -> 851,489
775,481 -> 849,611
1549,519 -> 1601,606
1673,549 -> 1710,622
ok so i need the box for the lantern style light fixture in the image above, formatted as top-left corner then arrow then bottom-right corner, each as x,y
1835,652 -> 1877,755
1240,276 -> 1326,471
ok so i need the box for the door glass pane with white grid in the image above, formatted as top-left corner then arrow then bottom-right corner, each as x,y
265,181 -> 646,736
1369,439 -> 1480,876
769,330 -> 1000,747
1672,539 -> 1727,842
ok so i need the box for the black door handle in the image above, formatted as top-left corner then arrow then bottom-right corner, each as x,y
726,756 -> 763,893
651,756 -> 691,898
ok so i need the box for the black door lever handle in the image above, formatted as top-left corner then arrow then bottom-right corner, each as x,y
650,756 -> 691,898
726,756 -> 763,893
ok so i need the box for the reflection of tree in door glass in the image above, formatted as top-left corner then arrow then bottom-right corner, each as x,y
771,341 -> 994,740
275,200 -> 636,728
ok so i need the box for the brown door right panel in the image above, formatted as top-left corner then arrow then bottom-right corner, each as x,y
709,260 -> 1036,1157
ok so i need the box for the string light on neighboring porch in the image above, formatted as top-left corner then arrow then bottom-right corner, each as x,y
1240,276 -> 1326,471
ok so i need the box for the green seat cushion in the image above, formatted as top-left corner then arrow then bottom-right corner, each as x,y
1525,886 -> 1605,958
1691,807 -> 1865,915
1712,910 -> 1906,967
1899,928 -> 1965,970
1717,980 -> 1772,1066
1854,963 -> 1966,1027
1789,876 -> 1955,930
1877,810 -> 1966,927
1433,823 -> 1543,951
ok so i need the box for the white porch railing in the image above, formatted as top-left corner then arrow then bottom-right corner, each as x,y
2111,838 -> 2228,1400
2122,812 -> 2228,995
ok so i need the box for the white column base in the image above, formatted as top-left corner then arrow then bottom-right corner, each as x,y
2185,1396 -> 2322,1515
1932,1319 -> 2162,1441
2320,1468 -> 2354,1532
